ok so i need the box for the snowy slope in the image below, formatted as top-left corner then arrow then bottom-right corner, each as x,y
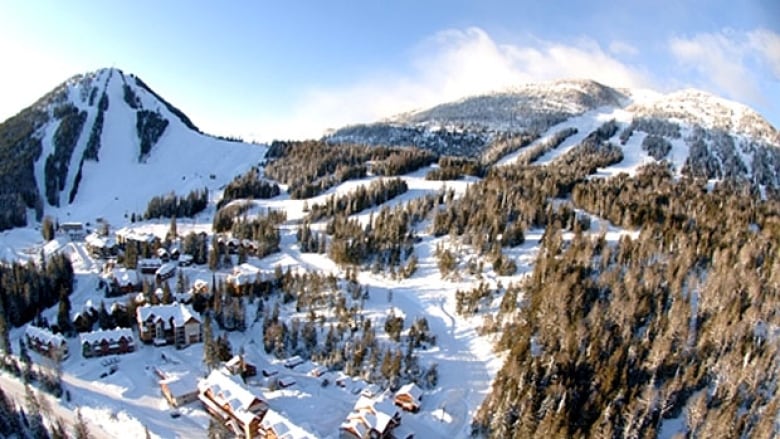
19,68 -> 267,225
329,79 -> 780,190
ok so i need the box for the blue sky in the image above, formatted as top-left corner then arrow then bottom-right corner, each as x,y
0,1 -> 778,141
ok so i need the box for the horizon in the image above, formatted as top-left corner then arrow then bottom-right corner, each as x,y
1,1 -> 778,142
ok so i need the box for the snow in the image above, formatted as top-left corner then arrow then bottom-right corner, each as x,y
33,68 -> 267,227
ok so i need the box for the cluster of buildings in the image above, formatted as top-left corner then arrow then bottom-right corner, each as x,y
339,383 -> 421,439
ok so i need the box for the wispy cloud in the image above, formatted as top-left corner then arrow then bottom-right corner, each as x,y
669,28 -> 780,107
609,40 -> 639,57
251,27 -> 651,141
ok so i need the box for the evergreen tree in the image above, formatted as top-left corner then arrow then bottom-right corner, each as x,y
51,418 -> 69,439
25,385 -> 48,439
203,314 -> 219,370
208,235 -> 219,271
0,386 -> 22,434
207,418 -> 232,439
73,408 -> 90,439
57,287 -> 73,336
0,299 -> 11,354
42,216 -> 55,242
167,216 -> 178,242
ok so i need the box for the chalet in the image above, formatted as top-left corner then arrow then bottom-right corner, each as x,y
138,258 -> 163,275
103,268 -> 141,295
160,373 -> 200,407
225,355 -> 257,379
25,325 -> 69,360
115,228 -> 157,249
136,303 -> 202,349
155,262 -> 178,282
198,369 -> 269,438
259,409 -> 316,439
227,263 -> 264,287
340,395 -> 401,439
394,383 -> 423,413
60,222 -> 86,241
80,327 -> 135,358
85,233 -> 118,258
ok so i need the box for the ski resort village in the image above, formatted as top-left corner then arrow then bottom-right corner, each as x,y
0,39 -> 778,437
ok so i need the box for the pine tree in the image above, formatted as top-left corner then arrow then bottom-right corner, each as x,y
207,418 -> 232,439
51,418 -> 68,439
73,408 -> 90,439
0,299 -> 11,355
0,386 -> 22,434
57,287 -> 73,336
203,314 -> 219,370
167,216 -> 178,242
25,385 -> 48,439
42,216 -> 55,242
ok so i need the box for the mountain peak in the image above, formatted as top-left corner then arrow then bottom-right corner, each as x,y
627,88 -> 779,143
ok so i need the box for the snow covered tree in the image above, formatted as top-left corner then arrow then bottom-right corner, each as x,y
57,287 -> 74,336
73,408 -> 90,439
202,314 -> 219,370
42,216 -> 55,242
24,385 -> 47,439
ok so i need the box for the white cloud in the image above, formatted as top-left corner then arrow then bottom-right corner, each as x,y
252,27 -> 652,141
609,40 -> 639,56
669,28 -> 780,107
748,29 -> 780,79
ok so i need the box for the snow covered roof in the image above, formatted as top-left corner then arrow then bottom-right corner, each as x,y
116,228 -> 157,243
25,325 -> 66,346
395,382 -> 423,401
261,409 -> 316,439
161,373 -> 199,397
85,232 -> 117,248
228,263 -> 264,286
106,268 -> 139,286
79,327 -> 135,345
199,369 -> 266,425
136,303 -> 200,328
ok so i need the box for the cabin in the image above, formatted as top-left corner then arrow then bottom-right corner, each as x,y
227,263 -> 264,287
60,222 -> 86,241
259,409 -> 316,439
340,395 -> 401,439
394,383 -> 423,413
160,373 -> 200,407
138,258 -> 163,275
25,325 -> 69,360
115,228 -> 157,249
198,369 -> 269,438
85,233 -> 118,258
225,355 -> 257,379
80,328 -> 135,358
155,262 -> 178,282
136,303 -> 202,349
103,268 -> 141,296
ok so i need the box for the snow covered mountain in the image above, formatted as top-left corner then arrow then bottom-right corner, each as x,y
328,79 -> 780,190
0,68 -> 266,229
